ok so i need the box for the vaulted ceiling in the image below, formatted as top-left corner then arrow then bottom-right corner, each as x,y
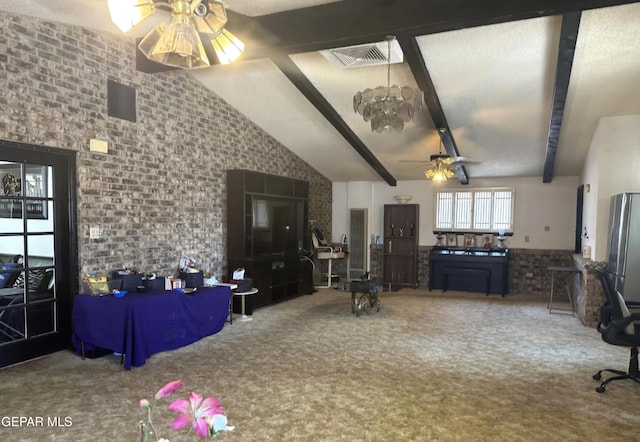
2,0 -> 640,185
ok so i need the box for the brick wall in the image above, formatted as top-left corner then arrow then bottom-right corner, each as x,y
0,12 -> 332,280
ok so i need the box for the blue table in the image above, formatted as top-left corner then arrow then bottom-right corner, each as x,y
71,286 -> 231,369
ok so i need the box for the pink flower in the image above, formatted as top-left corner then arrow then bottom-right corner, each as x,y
169,392 -> 224,439
155,380 -> 183,400
138,399 -> 150,410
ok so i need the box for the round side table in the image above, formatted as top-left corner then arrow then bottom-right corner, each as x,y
234,288 -> 258,321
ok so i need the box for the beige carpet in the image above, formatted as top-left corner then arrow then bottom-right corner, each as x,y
1,288 -> 638,441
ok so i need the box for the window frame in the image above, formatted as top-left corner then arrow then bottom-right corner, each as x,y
433,187 -> 515,233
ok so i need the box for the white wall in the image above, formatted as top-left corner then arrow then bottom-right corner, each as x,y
581,114 -> 640,261
334,175 -> 579,253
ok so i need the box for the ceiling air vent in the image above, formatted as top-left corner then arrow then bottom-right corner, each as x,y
319,39 -> 404,68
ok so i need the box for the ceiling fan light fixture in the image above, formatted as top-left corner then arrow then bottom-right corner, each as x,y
425,128 -> 456,182
425,163 -> 454,182
353,36 -> 422,133
109,0 -> 243,69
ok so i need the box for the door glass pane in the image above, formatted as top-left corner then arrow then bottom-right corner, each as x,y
28,301 -> 55,337
26,269 -> 55,301
0,237 -> 24,279
26,200 -> 54,232
27,235 -> 55,264
0,304 -> 26,343
23,164 -> 48,197
0,161 -> 22,196
0,198 -> 24,222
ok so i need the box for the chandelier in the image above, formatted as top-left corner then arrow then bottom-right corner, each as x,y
353,36 -> 423,133
107,0 -> 244,69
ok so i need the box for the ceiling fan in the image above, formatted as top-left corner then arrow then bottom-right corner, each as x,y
400,128 -> 477,182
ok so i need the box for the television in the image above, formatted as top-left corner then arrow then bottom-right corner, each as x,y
250,196 -> 306,257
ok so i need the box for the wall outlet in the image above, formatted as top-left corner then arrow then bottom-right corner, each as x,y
526,272 -> 534,278
524,235 -> 530,242
89,227 -> 103,239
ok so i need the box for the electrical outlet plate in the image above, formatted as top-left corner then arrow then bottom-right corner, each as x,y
90,227 -> 102,239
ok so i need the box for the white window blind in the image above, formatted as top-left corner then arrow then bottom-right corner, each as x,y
434,187 -> 514,232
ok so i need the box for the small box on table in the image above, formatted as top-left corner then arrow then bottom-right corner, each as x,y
179,271 -> 204,288
232,278 -> 253,292
112,272 -> 143,291
144,277 -> 165,291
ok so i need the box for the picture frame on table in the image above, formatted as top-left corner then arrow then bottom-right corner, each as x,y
446,234 -> 457,247
481,234 -> 493,248
463,234 -> 475,247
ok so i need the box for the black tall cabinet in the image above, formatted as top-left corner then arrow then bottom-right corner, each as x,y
383,204 -> 419,288
226,170 -> 312,309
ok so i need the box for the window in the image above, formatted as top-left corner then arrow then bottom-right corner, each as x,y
434,187 -> 514,232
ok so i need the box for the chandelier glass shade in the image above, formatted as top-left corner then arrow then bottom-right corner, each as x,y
353,36 -> 423,133
107,0 -> 156,33
107,0 -> 244,69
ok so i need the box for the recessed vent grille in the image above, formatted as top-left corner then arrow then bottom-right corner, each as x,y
330,45 -> 386,67
320,40 -> 404,68
348,209 -> 368,280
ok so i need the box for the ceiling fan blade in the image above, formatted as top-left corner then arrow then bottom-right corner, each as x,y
444,156 -> 479,164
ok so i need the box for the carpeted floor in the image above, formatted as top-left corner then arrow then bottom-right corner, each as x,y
1,287 -> 638,441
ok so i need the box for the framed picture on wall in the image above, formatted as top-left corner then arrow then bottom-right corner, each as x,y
446,234 -> 457,247
463,234 -> 475,247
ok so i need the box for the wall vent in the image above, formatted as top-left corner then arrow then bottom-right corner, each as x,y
348,208 -> 368,280
319,39 -> 404,68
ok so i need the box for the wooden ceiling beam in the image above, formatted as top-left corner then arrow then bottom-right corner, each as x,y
543,12 -> 581,183
272,54 -> 397,186
397,34 -> 469,185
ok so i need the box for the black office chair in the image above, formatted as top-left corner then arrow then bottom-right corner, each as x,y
593,268 -> 640,392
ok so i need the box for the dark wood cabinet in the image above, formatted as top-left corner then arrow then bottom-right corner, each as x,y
383,204 -> 419,287
226,170 -> 311,309
429,247 -> 509,296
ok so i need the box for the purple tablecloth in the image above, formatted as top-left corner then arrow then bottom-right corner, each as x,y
71,286 -> 231,369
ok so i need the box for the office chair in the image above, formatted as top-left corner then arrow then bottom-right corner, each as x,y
593,268 -> 640,392
311,226 -> 345,288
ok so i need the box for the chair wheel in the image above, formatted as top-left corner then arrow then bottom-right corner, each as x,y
596,386 -> 605,393
593,373 -> 601,381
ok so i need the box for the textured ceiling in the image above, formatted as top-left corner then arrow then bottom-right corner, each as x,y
1,0 -> 639,184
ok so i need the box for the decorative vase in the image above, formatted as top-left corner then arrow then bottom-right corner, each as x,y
394,195 -> 412,204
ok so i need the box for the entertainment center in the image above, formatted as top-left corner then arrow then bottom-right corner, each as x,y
226,170 -> 313,311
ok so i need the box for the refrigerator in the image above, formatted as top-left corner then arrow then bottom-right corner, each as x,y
607,193 -> 640,302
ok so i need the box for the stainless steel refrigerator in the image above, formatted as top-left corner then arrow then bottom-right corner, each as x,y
607,193 -> 640,302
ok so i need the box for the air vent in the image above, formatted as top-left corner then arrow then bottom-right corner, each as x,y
320,39 -> 404,68
348,208 -> 368,280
